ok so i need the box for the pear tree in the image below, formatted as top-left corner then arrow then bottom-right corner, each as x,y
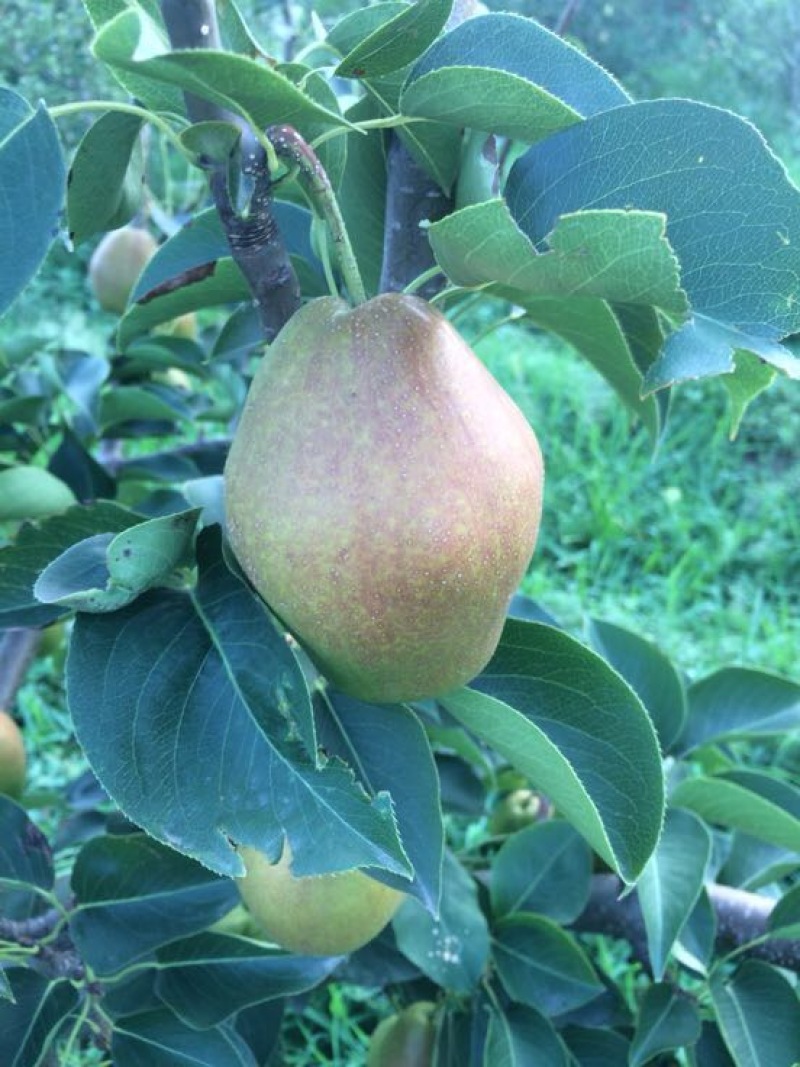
1,1 -> 800,1064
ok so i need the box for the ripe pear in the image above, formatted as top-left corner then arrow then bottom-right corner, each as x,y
0,711 -> 26,800
224,293 -> 543,704
367,1002 -> 437,1067
88,225 -> 158,314
236,842 -> 405,956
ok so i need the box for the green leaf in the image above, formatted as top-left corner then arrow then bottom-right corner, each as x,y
519,296 -> 662,437
440,620 -> 664,883
588,618 -> 687,752
316,690 -> 444,913
675,889 -> 717,976
645,314 -> 800,393
0,971 -> 11,1003
393,850 -> 489,993
637,809 -> 712,979
0,503 -> 142,630
629,982 -> 702,1067
493,914 -> 603,1015
33,509 -> 200,613
490,821 -> 592,923
483,1003 -> 571,1067
719,832 -> 799,892
402,13 -> 629,141
0,971 -> 79,1067
327,2 -> 461,192
768,883 -> 800,939
710,960 -> 800,1067
338,97 -> 388,298
67,111 -> 144,244
678,667 -> 800,754
98,383 -> 193,430
507,100 -> 800,386
112,1008 -> 257,1066
69,834 -> 238,977
67,527 -> 411,880
671,771 -> 800,852
94,9 -> 351,134
155,932 -> 340,1028
336,0 -> 453,79
561,1026 -> 630,1067
0,90 -> 65,317
0,797 -> 54,894
692,1023 -> 737,1067
722,351 -> 777,438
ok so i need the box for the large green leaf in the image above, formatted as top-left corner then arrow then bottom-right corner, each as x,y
429,201 -> 687,314
678,667 -> 800,754
506,100 -> 800,388
0,971 -> 79,1067
561,1027 -> 630,1067
66,528 -> 411,880
112,1009 -> 257,1066
483,1003 -> 571,1067
637,808 -> 712,980
316,690 -> 444,913
338,97 -> 388,298
440,620 -> 664,883
67,111 -> 144,244
393,851 -> 489,994
768,883 -> 800,939
710,960 -> 800,1067
671,771 -> 800,852
402,13 -> 629,142
336,0 -> 452,79
493,914 -> 603,1015
155,932 -> 339,1028
69,834 -> 238,977
94,9 -> 350,134
0,91 -> 65,317
588,618 -> 687,752
629,982 -> 702,1067
490,821 -> 592,924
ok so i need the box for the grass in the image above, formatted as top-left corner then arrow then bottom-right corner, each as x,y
475,321 -> 800,680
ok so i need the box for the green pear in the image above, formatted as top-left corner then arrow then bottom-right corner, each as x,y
0,711 -> 26,800
224,293 -> 543,704
236,842 -> 405,956
367,1002 -> 437,1067
88,225 -> 158,314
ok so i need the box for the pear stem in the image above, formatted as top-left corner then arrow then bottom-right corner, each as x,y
267,125 -> 367,306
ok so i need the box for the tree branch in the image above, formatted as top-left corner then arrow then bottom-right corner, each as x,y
159,0 -> 300,340
571,874 -> 800,973
0,629 -> 41,712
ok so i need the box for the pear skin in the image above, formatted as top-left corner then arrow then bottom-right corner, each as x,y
224,293 -> 543,703
89,226 -> 158,314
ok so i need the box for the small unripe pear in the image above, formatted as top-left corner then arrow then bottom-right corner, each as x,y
237,842 -> 405,956
224,293 -> 543,704
89,226 -> 158,314
367,1002 -> 437,1067
0,711 -> 26,800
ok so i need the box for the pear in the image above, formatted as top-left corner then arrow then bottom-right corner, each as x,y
236,842 -> 405,956
0,711 -> 26,800
88,225 -> 158,314
224,293 -> 543,704
367,1002 -> 437,1067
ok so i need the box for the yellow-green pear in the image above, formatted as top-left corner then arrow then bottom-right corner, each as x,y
236,842 -> 405,956
0,711 -> 26,800
367,1002 -> 437,1067
0,466 -> 76,521
224,293 -> 543,704
89,225 -> 158,314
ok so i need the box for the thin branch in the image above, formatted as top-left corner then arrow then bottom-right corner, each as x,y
0,629 -> 41,711
554,0 -> 582,38
571,874 -> 800,973
159,0 -> 301,340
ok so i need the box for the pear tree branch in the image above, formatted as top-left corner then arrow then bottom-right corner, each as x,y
570,874 -> 800,973
159,0 -> 300,340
